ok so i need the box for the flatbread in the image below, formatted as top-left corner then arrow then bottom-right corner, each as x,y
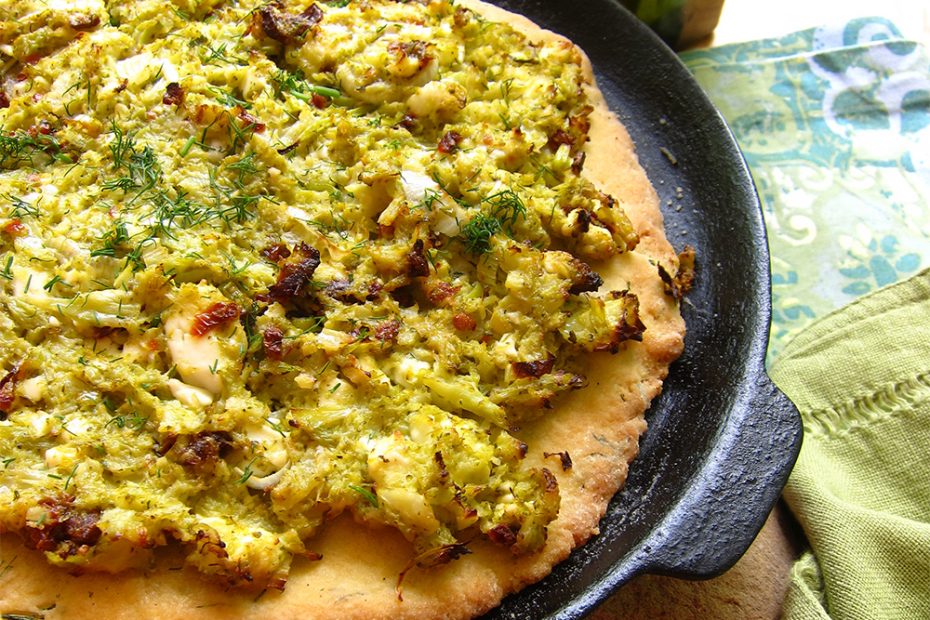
0,1 -> 685,618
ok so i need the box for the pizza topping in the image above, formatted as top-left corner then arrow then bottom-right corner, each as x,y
387,40 -> 433,77
452,312 -> 476,332
261,242 -> 292,262
0,0 -> 649,589
437,130 -> 463,154
425,280 -> 458,306
548,129 -> 575,151
486,524 -> 517,547
236,107 -> 266,133
406,239 -> 430,278
191,302 -> 241,337
68,13 -> 101,31
3,218 -> 26,236
512,357 -> 555,379
569,260 -> 604,295
374,319 -> 401,343
253,2 -> 324,44
659,246 -> 697,301
571,150 -> 587,174
264,243 -> 322,303
172,432 -> 233,469
0,363 -> 23,417
163,82 -> 185,106
263,326 -> 286,360
23,498 -> 102,555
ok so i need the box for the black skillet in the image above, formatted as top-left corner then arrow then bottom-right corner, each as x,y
479,1 -> 804,618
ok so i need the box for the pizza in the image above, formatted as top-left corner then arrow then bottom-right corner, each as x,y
0,0 -> 688,617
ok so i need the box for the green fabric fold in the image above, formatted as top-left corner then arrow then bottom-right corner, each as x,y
770,268 -> 930,619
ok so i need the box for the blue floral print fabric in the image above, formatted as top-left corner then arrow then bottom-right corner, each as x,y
681,18 -> 930,362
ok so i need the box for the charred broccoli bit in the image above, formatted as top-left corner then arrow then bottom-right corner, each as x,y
0,0 -> 649,589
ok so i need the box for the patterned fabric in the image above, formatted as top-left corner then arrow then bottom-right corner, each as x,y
680,18 -> 930,362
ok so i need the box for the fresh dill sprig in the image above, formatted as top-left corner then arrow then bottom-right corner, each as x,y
460,213 -> 502,255
42,274 -> 66,292
104,413 -> 148,431
208,168 -> 263,225
483,189 -> 526,232
0,254 -> 13,280
237,457 -> 258,484
6,194 -> 39,218
108,122 -> 136,169
414,187 -> 441,211
226,151 -> 260,185
151,189 -> 213,237
458,189 -> 527,254
103,127 -> 161,197
201,42 -> 231,65
271,69 -> 342,101
209,86 -> 253,109
62,463 -> 79,491
348,484 -> 379,507
90,221 -> 132,258
0,130 -> 68,168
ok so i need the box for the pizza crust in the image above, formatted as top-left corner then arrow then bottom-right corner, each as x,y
0,2 -> 684,617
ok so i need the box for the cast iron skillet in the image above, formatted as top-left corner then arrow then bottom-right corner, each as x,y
479,1 -> 803,618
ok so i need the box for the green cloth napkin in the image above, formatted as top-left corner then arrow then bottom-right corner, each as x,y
770,268 -> 930,619
680,17 -> 930,619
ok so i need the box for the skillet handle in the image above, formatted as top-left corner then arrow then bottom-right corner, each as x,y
642,372 -> 802,577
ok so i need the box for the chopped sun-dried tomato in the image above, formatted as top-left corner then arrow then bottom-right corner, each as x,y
424,279 -> 459,306
487,524 -> 517,547
398,114 -> 418,131
69,13 -> 101,30
191,302 -> 241,337
0,363 -> 23,416
3,219 -> 26,236
387,40 -> 432,70
437,130 -> 463,154
374,319 -> 401,343
264,243 -> 321,303
22,498 -> 102,554
236,107 -> 265,132
263,326 -> 285,360
406,239 -> 430,278
261,242 -> 292,263
163,82 -> 184,106
452,313 -> 476,331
